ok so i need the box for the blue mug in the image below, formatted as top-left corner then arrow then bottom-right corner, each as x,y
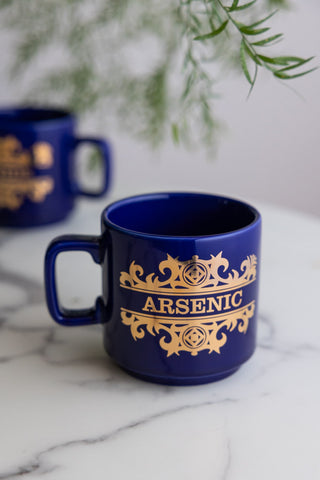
45,192 -> 261,385
0,107 -> 111,226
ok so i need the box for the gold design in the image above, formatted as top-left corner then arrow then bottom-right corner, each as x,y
0,136 -> 54,209
33,142 -> 54,168
120,252 -> 257,294
0,178 -> 54,209
183,326 -> 207,349
120,253 -> 258,356
121,302 -> 255,356
182,262 -> 208,286
0,136 -> 31,170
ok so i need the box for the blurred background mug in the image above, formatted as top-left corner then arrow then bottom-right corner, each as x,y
45,192 -> 261,386
0,107 -> 111,227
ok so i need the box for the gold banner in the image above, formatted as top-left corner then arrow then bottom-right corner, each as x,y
120,253 -> 258,356
0,136 -> 54,209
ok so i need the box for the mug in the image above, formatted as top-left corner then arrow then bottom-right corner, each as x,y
0,107 -> 111,226
45,192 -> 261,385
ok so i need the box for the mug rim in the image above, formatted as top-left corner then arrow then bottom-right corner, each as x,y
0,106 -> 75,130
103,191 -> 261,240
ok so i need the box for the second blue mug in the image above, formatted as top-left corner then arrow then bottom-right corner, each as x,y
0,107 -> 112,226
45,192 -> 261,385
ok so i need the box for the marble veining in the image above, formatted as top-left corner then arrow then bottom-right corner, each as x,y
1,399 -> 237,479
0,200 -> 320,479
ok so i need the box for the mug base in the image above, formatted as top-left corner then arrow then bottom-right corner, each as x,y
121,366 -> 240,386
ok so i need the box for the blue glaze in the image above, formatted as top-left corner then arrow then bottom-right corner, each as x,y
0,107 -> 111,227
45,192 -> 261,385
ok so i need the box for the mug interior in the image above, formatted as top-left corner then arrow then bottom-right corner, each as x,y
0,108 -> 70,124
105,193 -> 259,237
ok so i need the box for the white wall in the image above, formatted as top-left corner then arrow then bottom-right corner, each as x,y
0,0 -> 319,216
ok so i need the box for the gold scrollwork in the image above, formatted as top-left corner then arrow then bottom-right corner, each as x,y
0,177 -> 54,209
120,252 -> 257,294
121,302 -> 255,357
0,136 -> 31,168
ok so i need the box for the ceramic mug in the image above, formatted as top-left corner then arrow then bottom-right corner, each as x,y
0,107 -> 111,226
44,192 -> 261,385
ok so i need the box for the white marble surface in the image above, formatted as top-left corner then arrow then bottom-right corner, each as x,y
0,196 -> 320,479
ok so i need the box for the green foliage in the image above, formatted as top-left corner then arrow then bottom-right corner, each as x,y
0,0 -> 315,150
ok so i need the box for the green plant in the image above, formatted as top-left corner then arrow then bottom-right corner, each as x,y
0,0 -> 315,149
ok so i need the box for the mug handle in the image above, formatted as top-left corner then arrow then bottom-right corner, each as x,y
73,137 -> 112,197
44,234 -> 106,326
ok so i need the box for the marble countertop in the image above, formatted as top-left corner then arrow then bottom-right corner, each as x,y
0,197 -> 319,479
